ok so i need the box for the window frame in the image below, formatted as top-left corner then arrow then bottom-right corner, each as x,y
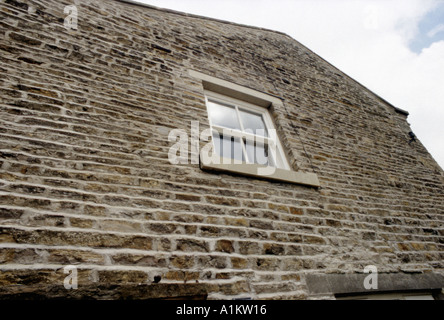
189,69 -> 320,188
204,90 -> 290,171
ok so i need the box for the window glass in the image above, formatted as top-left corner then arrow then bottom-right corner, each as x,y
207,101 -> 241,130
205,92 -> 289,171
212,133 -> 244,162
239,109 -> 268,136
245,140 -> 274,167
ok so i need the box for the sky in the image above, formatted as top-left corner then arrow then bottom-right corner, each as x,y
135,0 -> 444,170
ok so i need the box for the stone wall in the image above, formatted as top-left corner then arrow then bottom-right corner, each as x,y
0,0 -> 443,300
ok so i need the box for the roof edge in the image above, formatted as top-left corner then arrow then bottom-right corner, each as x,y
114,0 -> 410,117
115,0 -> 289,37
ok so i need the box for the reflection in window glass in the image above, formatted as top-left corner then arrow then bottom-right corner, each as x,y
212,133 -> 244,162
205,93 -> 289,170
239,109 -> 267,136
245,139 -> 274,167
207,101 -> 241,130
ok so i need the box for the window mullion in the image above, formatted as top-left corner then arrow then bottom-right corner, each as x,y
235,106 -> 246,133
235,106 -> 250,163
212,125 -> 244,139
241,138 -> 249,163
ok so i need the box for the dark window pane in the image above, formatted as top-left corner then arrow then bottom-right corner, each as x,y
213,133 -> 244,162
245,140 -> 274,166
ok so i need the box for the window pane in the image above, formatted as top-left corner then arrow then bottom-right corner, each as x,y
245,140 -> 274,167
239,109 -> 267,136
207,101 -> 241,130
213,133 -> 244,162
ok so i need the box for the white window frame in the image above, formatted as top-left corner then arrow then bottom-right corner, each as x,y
204,90 -> 290,171
189,70 -> 320,188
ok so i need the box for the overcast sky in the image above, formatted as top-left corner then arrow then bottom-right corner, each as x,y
135,0 -> 444,170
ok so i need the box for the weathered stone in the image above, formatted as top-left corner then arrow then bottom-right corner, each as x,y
8,32 -> 42,46
69,217 -> 94,229
263,243 -> 285,256
215,240 -> 235,254
249,219 -> 273,230
170,255 -> 194,269
0,249 -> 16,264
0,208 -> 24,220
268,203 -> 289,213
0,0 -> 442,301
303,235 -> 327,245
164,271 -> 200,282
254,257 -> 280,271
1,227 -> 153,250
0,283 -> 208,300
281,273 -> 301,281
205,196 -> 240,207
175,193 -> 202,202
207,281 -> 250,295
224,217 -> 249,227
238,241 -> 261,255
231,257 -> 249,269
47,249 -> 105,265
97,270 -> 148,284
289,207 -> 304,215
111,253 -> 166,267
281,258 -> 303,271
199,225 -> 221,237
197,255 -> 228,269
176,239 -> 209,253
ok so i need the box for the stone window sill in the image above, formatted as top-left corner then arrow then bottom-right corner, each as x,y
200,155 -> 320,188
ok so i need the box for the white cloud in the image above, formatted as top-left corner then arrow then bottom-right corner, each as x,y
427,23 -> 444,37
136,0 -> 444,169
